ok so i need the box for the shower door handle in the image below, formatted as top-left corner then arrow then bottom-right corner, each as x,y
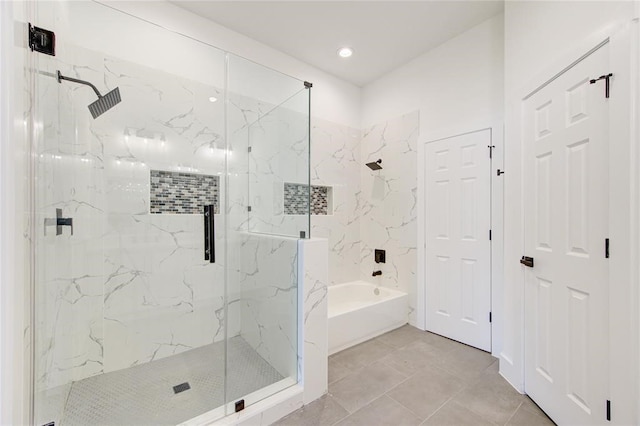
204,205 -> 215,263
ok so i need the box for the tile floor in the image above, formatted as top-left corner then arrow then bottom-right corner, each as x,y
276,325 -> 555,426
40,337 -> 282,426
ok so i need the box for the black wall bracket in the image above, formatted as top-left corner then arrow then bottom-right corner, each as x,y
29,23 -> 55,56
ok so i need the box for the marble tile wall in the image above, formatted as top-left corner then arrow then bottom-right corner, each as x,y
309,119 -> 362,286
237,233 -> 299,379
298,238 -> 328,404
359,112 -> 420,325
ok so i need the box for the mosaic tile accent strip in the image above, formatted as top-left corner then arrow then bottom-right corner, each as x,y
150,170 -> 219,214
284,182 -> 330,215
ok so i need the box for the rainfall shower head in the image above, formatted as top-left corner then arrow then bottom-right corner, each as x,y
57,70 -> 121,119
366,159 -> 383,170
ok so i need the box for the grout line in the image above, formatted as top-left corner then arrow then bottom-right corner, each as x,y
385,391 -> 430,422
326,391 -> 352,415
418,396 -> 455,425
503,400 -> 524,425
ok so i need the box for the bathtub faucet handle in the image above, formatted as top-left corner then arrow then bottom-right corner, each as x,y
372,270 -> 382,277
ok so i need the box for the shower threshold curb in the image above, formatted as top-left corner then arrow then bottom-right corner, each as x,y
180,382 -> 303,426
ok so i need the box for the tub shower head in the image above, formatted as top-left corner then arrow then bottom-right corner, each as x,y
57,70 -> 121,119
366,159 -> 383,170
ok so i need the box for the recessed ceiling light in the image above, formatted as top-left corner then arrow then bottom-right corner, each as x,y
209,96 -> 218,103
337,47 -> 353,58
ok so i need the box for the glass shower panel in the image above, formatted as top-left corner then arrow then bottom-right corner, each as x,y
227,55 -> 311,239
31,2 -> 228,425
225,55 -> 308,411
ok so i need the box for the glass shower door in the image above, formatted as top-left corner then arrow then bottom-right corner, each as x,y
223,55 -> 310,412
31,2 -> 228,425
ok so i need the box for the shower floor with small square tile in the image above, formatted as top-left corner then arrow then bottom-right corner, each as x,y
276,325 -> 555,426
53,336 -> 282,426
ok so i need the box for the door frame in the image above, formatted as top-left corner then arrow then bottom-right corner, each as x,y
417,121 -> 504,356
507,21 -> 639,424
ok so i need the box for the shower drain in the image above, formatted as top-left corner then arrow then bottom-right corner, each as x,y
172,382 -> 191,394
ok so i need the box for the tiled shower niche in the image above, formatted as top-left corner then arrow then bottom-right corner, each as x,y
150,170 -> 219,214
284,182 -> 332,215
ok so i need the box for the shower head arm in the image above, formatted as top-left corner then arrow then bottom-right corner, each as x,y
57,70 -> 103,98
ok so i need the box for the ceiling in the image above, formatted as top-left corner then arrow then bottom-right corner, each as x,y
172,1 -> 504,87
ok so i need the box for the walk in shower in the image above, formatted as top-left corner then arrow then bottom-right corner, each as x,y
28,2 -> 310,425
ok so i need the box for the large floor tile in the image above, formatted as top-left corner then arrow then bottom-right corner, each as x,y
274,395 -> 349,426
282,334 -> 559,426
329,358 -> 352,385
375,325 -> 426,349
520,396 -> 553,421
453,377 -> 523,425
422,400 -> 493,426
470,365 -> 525,404
335,395 -> 422,426
506,406 -> 556,425
387,366 -> 466,420
435,344 -> 496,383
416,332 -> 462,355
328,360 -> 407,413
380,341 -> 442,376
330,339 -> 395,370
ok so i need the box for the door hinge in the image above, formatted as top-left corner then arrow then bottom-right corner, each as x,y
605,238 -> 610,258
247,206 -> 252,212
489,230 -> 492,241
590,73 -> 613,98
606,400 -> 611,421
248,146 -> 252,153
489,312 -> 492,323
488,145 -> 495,159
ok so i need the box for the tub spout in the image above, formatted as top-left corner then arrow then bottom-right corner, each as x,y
372,270 -> 382,277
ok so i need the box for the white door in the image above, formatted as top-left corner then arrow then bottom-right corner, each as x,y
523,43 -> 609,424
425,130 -> 492,351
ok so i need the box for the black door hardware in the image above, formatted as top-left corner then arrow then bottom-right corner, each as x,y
204,205 -> 215,263
44,208 -> 73,236
520,256 -> 534,268
375,249 -> 386,264
372,270 -> 382,277
497,169 -> 505,176
590,73 -> 613,98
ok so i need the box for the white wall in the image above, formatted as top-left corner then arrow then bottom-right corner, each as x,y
501,0 -> 637,402
360,15 -> 504,328
1,2 -> 31,425
362,13 -> 504,131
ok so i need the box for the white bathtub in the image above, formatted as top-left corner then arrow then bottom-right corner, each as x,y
328,281 -> 408,355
